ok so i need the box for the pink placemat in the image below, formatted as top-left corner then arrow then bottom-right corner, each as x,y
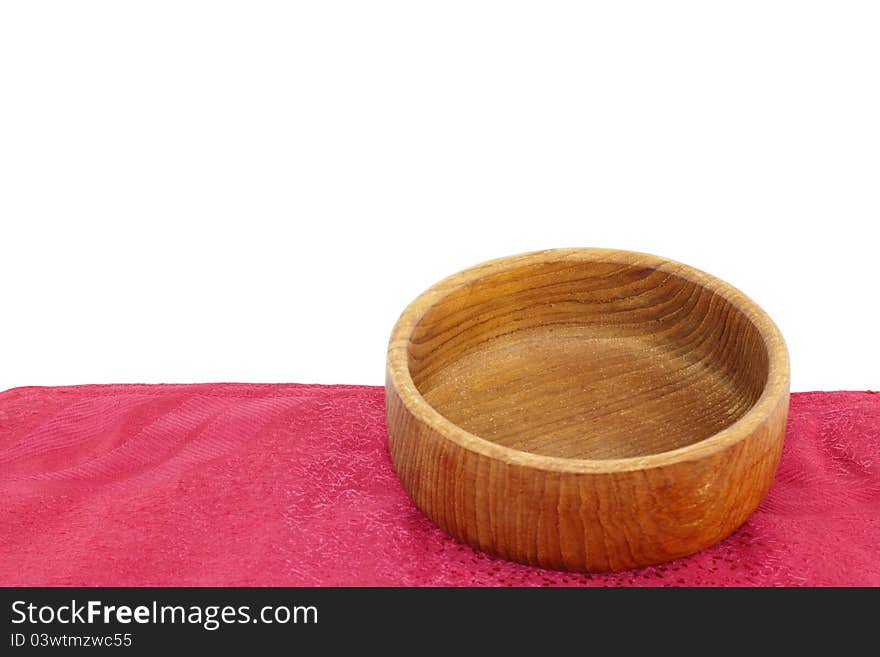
1,384 -> 877,586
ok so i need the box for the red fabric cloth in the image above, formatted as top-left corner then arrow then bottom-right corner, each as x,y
0,384 -> 877,586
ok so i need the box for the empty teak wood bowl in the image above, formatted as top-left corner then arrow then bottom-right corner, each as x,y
385,248 -> 790,572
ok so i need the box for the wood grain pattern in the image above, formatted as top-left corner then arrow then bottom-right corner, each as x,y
386,248 -> 790,572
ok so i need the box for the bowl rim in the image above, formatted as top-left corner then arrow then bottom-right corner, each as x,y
387,247 -> 790,474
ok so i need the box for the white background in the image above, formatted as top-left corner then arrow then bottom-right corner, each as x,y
0,2 -> 877,392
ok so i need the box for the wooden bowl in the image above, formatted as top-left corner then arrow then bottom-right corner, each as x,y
386,248 -> 789,572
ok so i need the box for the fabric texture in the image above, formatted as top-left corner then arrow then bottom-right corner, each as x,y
0,384 -> 877,586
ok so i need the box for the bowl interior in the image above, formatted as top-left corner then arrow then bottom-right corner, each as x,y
407,258 -> 770,459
